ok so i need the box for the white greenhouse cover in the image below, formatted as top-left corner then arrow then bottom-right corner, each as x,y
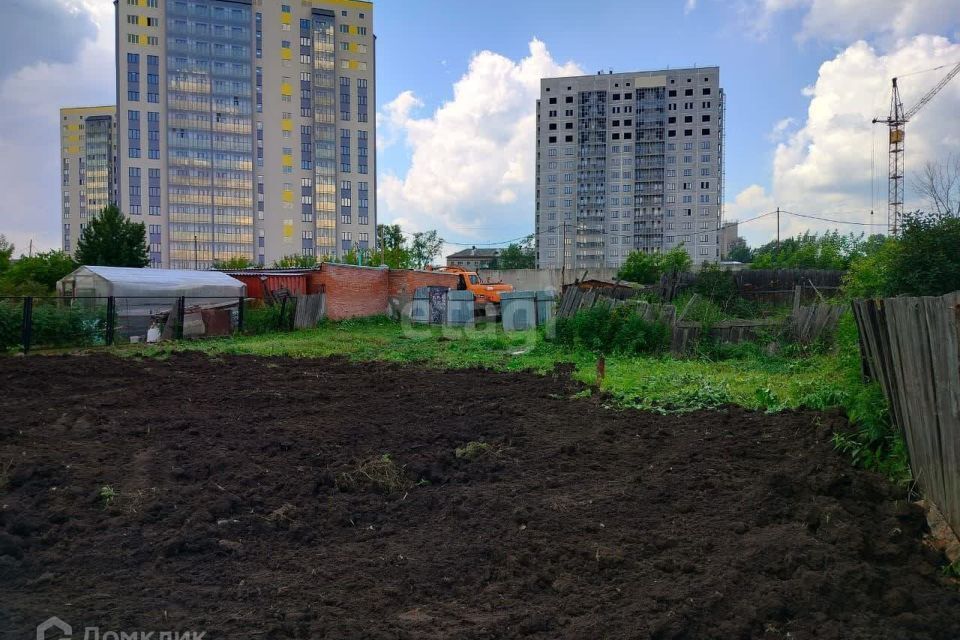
58,266 -> 245,310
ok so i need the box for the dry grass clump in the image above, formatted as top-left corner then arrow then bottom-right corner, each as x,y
454,441 -> 505,462
336,454 -> 412,494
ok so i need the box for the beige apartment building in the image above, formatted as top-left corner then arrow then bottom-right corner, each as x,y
60,106 -> 118,255
79,0 -> 376,269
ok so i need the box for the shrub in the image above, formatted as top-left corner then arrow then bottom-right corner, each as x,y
617,246 -> 693,285
243,301 -> 293,334
693,263 -> 737,307
844,213 -> 960,299
0,301 -> 21,351
0,300 -> 107,351
30,303 -> 108,348
554,305 -> 670,355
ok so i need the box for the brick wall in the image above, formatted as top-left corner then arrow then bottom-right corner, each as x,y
387,269 -> 459,318
312,263 -> 390,320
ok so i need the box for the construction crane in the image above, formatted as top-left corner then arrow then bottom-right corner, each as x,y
872,61 -> 960,235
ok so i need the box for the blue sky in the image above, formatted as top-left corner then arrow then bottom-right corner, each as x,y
374,0 -> 817,214
0,0 -> 958,254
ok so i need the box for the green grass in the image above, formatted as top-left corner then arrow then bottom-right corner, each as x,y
122,313 -> 909,484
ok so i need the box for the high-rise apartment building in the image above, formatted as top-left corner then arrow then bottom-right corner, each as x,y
109,0 -> 375,269
534,67 -> 724,269
60,106 -> 118,255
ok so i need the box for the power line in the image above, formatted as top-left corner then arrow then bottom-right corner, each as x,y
779,209 -> 876,226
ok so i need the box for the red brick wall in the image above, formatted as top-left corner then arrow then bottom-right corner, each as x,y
387,270 -> 458,319
313,263 -> 390,320
387,270 -> 459,299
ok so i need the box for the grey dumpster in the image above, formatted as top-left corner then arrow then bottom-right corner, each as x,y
411,287 -> 430,324
535,290 -> 556,326
501,291 -> 537,331
447,290 -> 475,327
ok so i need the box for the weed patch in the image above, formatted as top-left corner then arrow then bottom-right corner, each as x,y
336,454 -> 412,495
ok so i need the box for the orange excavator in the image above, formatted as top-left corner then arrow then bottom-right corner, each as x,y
431,265 -> 513,313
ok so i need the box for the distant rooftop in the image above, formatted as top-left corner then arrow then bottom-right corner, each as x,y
446,247 -> 501,259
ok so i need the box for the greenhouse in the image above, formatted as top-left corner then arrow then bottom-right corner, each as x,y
56,266 -> 246,341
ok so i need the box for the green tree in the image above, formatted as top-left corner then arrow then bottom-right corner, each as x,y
0,235 -> 13,273
751,230 -> 869,271
212,256 -> 254,270
886,212 -> 960,296
617,251 -> 662,284
370,224 -> 412,268
618,246 -> 694,284
0,250 -> 78,295
844,213 -> 960,298
659,246 -> 693,277
272,254 -> 319,268
725,237 -> 752,263
496,235 -> 536,269
843,238 -> 898,299
409,230 -> 443,269
75,204 -> 149,267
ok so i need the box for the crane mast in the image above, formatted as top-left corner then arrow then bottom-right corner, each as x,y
873,62 -> 960,235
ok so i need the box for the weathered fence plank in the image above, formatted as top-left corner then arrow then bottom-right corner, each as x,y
851,292 -> 960,537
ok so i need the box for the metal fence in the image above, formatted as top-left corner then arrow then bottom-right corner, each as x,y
852,292 -> 960,536
0,296 -> 249,353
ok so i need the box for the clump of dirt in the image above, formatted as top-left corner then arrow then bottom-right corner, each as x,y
0,352 -> 958,639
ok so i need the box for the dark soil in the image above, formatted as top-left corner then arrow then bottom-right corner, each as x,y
1,353 -> 958,639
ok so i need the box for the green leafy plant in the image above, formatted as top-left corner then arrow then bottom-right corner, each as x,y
554,305 -> 670,356
455,441 -> 503,461
98,485 -> 118,506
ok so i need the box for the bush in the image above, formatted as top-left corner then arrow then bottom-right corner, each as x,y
693,263 -> 737,307
31,302 -> 108,348
844,213 -> 960,299
0,300 -> 107,351
554,305 -> 670,355
243,301 -> 293,335
0,301 -> 21,351
617,246 -> 693,284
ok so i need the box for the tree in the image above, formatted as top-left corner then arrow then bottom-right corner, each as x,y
496,235 -> 536,269
725,237 -> 752,263
617,251 -> 663,284
212,256 -> 254,270
750,230 -> 869,271
372,224 -> 412,269
843,212 -> 960,298
272,254 -> 318,268
75,204 -> 149,267
618,246 -> 694,284
0,250 -> 78,295
0,235 -> 13,273
912,154 -> 960,218
409,230 -> 443,269
659,246 -> 693,277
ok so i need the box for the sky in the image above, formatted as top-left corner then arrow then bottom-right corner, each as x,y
0,0 -> 959,257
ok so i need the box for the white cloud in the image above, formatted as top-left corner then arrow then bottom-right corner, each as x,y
378,39 -> 582,249
0,0 -> 113,254
767,116 -> 796,142
729,35 -> 960,245
754,0 -> 960,42
684,0 -> 697,15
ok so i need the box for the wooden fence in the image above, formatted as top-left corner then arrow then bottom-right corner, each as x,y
852,293 -> 960,536
292,293 -> 326,329
668,268 -> 844,304
557,286 -> 843,354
